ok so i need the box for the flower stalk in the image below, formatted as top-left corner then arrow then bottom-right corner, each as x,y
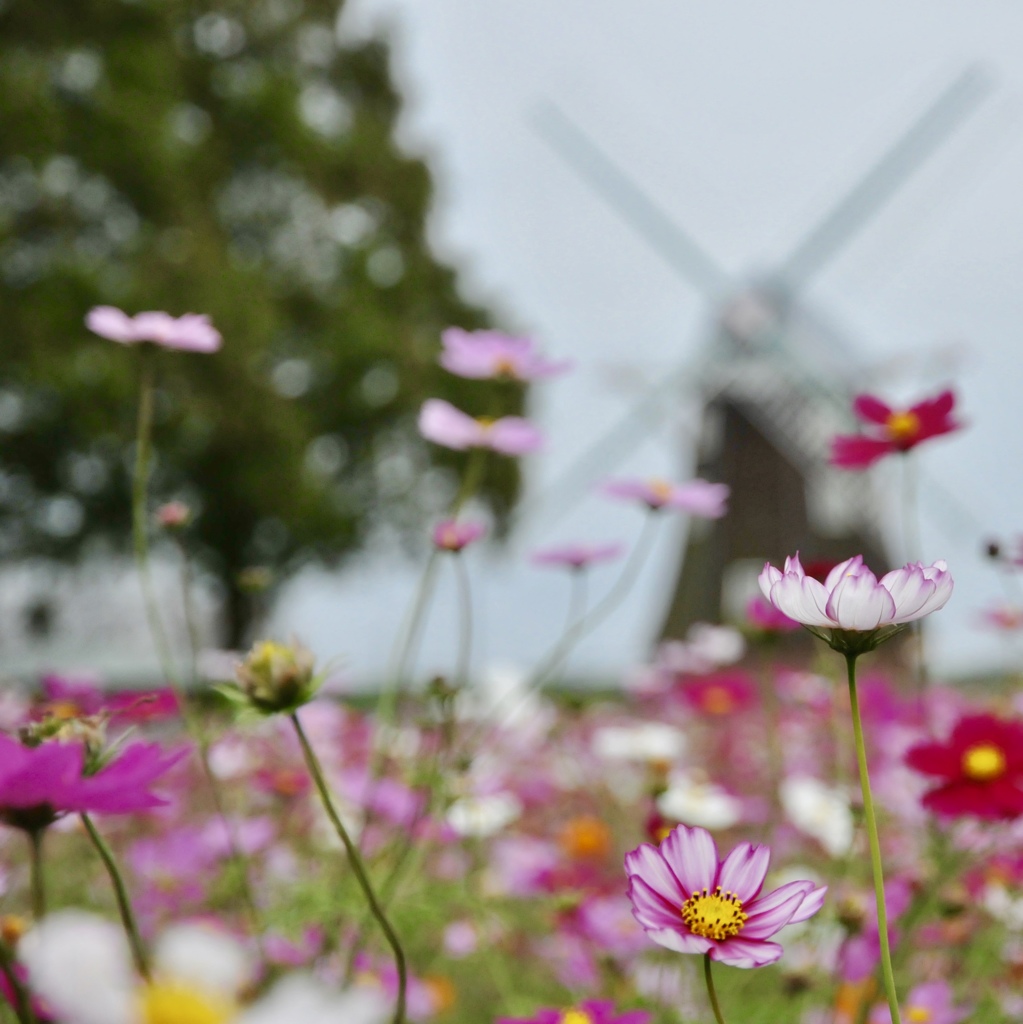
290,711 -> 407,1024
27,830 -> 45,921
846,653 -> 901,1024
704,954 -> 728,1024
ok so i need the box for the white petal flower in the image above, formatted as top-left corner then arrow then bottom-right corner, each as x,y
780,776 -> 854,857
656,773 -> 743,830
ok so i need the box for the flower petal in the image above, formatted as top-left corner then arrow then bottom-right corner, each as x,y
742,881 -> 819,938
758,563 -> 782,601
824,570 -> 896,629
643,928 -> 713,956
824,555 -> 864,591
627,876 -> 684,932
709,937 -> 783,968
659,824 -> 718,897
417,400 -> 481,450
624,843 -> 684,906
769,575 -> 834,627
853,394 -> 894,425
715,843 -> 770,902
488,418 -> 544,455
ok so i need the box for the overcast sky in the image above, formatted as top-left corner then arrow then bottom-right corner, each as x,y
276,0 -> 1023,684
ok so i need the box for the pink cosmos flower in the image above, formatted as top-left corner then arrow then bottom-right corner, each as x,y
439,328 -> 572,380
625,823 -> 826,968
432,519 -> 486,552
0,735 -> 185,831
417,399 -> 543,455
981,605 -> 1023,632
868,981 -> 970,1024
602,478 -> 729,517
530,542 -> 625,570
86,306 -> 222,353
758,554 -> 953,632
498,999 -> 650,1024
831,389 -> 961,469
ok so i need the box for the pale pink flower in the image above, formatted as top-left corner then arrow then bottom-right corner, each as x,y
603,478 -> 728,517
530,542 -> 624,569
439,328 -> 571,380
417,399 -> 543,455
758,553 -> 952,632
432,519 -> 486,552
86,307 -> 222,353
625,823 -> 826,968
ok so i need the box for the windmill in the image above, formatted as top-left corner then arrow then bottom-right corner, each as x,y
531,68 -> 992,638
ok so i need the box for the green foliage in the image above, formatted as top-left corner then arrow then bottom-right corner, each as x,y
0,0 -> 519,641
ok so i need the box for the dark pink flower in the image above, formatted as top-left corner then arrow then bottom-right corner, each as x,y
432,519 -> 486,552
498,999 -> 650,1024
439,328 -> 571,380
831,389 -> 961,469
86,306 -> 222,353
530,542 -> 625,570
869,981 -> 970,1024
0,735 -> 185,831
417,399 -> 543,455
678,672 -> 757,716
603,478 -> 728,517
745,594 -> 801,633
625,823 -> 825,968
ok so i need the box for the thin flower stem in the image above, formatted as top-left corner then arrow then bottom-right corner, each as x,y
0,940 -> 36,1024
846,654 -> 902,1024
80,813 -> 150,981
129,354 -> 265,951
27,830 -> 44,921
453,553 -> 474,688
703,954 -> 728,1024
290,711 -> 407,1024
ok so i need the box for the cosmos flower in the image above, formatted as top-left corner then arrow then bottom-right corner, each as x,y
0,735 -> 184,832
905,713 -> 1023,819
417,399 -> 544,455
655,773 -> 744,831
758,553 -> 952,652
497,999 -> 650,1024
602,478 -> 728,517
779,776 -> 854,857
831,389 -> 961,469
432,519 -> 486,552
86,307 -> 222,353
625,823 -> 826,968
868,980 -> 971,1024
745,594 -> 801,633
530,542 -> 625,570
439,328 -> 572,380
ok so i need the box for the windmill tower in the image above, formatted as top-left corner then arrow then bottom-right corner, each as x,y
534,68 -> 990,638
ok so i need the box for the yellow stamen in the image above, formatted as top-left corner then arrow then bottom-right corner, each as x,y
681,886 -> 748,941
493,356 -> 518,378
475,416 -> 495,430
648,478 -> 674,502
558,815 -> 612,860
962,743 -> 1006,781
907,1008 -> 932,1023
423,976 -> 457,1013
700,686 -> 736,715
886,410 -> 921,443
560,1010 -> 594,1024
139,983 -> 235,1024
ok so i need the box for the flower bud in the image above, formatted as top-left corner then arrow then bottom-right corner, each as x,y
234,640 -> 318,714
155,501 -> 192,529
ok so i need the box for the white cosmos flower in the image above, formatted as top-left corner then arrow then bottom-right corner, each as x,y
446,792 -> 522,837
780,776 -> 854,857
656,772 -> 743,830
591,723 -> 687,762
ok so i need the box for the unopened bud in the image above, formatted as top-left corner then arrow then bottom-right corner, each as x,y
155,501 -> 192,529
235,639 -> 318,713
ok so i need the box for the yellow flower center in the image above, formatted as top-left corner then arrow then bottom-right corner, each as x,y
475,416 -> 495,430
681,886 -> 748,941
962,743 -> 1006,781
558,815 -> 612,860
140,983 -> 236,1024
886,410 -> 921,443
907,1008 -> 931,1023
700,686 -> 736,715
560,1010 -> 594,1024
648,478 -> 673,502
493,356 -> 518,378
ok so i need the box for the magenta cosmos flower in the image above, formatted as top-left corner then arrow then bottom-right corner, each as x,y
625,824 -> 825,968
0,735 -> 185,832
433,518 -> 486,552
498,999 -> 650,1024
869,981 -> 970,1024
530,542 -> 625,570
906,713 -> 1023,820
759,554 -> 952,646
603,478 -> 729,518
418,399 -> 543,455
86,306 -> 222,353
440,328 -> 572,380
831,389 -> 961,469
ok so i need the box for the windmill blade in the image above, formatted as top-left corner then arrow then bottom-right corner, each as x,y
532,101 -> 731,297
779,66 -> 994,290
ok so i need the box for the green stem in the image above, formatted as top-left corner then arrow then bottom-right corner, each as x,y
452,553 -> 474,687
27,831 -> 44,921
291,712 -> 406,1024
703,954 -> 728,1024
846,654 -> 902,1024
0,940 -> 35,1024
80,814 -> 149,980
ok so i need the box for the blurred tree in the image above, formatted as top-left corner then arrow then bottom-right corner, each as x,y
0,0 -> 523,646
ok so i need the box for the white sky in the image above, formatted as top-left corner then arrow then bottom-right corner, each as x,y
276,0 -> 1023,684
